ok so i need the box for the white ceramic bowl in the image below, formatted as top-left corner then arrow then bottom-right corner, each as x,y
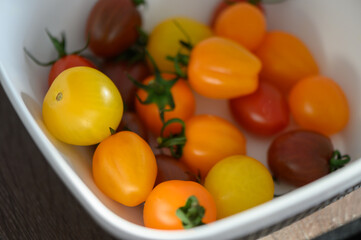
1,0 -> 361,239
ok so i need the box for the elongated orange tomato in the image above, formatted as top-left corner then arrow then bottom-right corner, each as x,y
182,114 -> 246,179
92,131 -> 157,207
135,73 -> 195,136
289,75 -> 349,136
188,37 -> 261,99
255,31 -> 319,94
214,2 -> 266,51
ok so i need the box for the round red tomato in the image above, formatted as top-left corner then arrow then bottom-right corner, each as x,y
229,81 -> 290,136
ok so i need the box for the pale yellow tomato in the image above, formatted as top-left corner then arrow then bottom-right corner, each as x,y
147,17 -> 213,72
204,155 -> 274,219
42,66 -> 123,145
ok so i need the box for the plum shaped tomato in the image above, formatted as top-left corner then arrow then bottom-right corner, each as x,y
214,2 -> 266,51
154,154 -> 197,186
188,37 -> 261,99
204,155 -> 274,219
147,17 -> 213,73
229,81 -> 289,136
182,115 -> 247,179
255,31 -> 319,94
42,67 -> 123,146
86,0 -> 142,58
268,129 -> 350,187
93,131 -> 157,207
289,75 -> 349,136
143,180 -> 216,230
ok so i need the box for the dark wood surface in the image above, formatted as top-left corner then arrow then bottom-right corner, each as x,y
0,85 -> 115,240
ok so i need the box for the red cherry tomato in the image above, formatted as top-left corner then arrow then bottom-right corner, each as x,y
229,81 -> 290,136
86,0 -> 142,58
101,60 -> 150,111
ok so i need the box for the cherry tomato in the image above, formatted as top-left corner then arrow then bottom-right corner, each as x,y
86,0 -> 142,58
42,67 -> 123,145
93,131 -> 157,207
188,37 -> 261,99
117,111 -> 148,141
135,74 -> 196,136
210,0 -> 263,27
229,81 -> 289,136
147,17 -> 213,72
214,2 -> 266,51
154,154 -> 197,186
182,115 -> 246,179
255,31 -> 319,94
143,180 -> 217,230
289,75 -> 350,136
101,60 -> 150,111
268,129 -> 334,186
204,155 -> 274,219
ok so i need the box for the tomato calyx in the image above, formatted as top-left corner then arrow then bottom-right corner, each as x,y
132,0 -> 146,7
157,118 -> 187,158
24,29 -> 89,66
329,150 -> 351,172
176,195 -> 205,229
130,50 -> 179,122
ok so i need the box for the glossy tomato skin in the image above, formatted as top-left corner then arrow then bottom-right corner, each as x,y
182,115 -> 246,179
143,180 -> 217,230
101,60 -> 150,111
210,0 -> 263,27
117,111 -> 148,141
289,75 -> 349,136
229,81 -> 289,136
86,0 -> 141,58
135,74 -> 196,136
93,131 -> 157,207
268,129 -> 333,187
42,67 -> 123,146
48,55 -> 96,87
204,155 -> 274,219
154,154 -> 197,186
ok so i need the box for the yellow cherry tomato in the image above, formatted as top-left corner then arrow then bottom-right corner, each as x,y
204,155 -> 274,219
147,17 -> 213,72
42,66 -> 123,145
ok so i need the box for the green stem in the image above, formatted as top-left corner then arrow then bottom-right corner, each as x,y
329,150 -> 351,172
176,195 -> 205,229
157,118 -> 187,158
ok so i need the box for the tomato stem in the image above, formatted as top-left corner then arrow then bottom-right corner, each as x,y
132,0 -> 146,7
157,118 -> 187,158
329,150 -> 351,172
176,195 -> 205,229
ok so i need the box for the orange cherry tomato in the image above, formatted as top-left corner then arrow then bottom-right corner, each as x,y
143,180 -> 217,230
92,131 -> 157,207
289,75 -> 349,136
135,73 -> 195,136
188,36 -> 261,99
182,114 -> 246,179
214,2 -> 266,51
255,31 -> 319,94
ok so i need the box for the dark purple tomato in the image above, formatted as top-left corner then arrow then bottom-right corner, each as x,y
267,129 -> 333,187
229,81 -> 289,136
154,154 -> 197,186
101,60 -> 150,111
86,0 -> 142,58
117,112 -> 148,141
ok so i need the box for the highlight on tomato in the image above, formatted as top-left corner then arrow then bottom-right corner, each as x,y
147,16 -> 213,73
181,114 -> 247,179
143,180 -> 217,230
229,81 -> 290,136
204,155 -> 274,219
24,30 -> 96,87
42,66 -> 123,146
213,2 -> 266,51
288,75 -> 350,136
255,31 -> 319,94
93,131 -> 157,207
268,129 -> 350,187
188,36 -> 262,99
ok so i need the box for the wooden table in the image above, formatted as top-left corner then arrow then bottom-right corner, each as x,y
1,84 -> 360,240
